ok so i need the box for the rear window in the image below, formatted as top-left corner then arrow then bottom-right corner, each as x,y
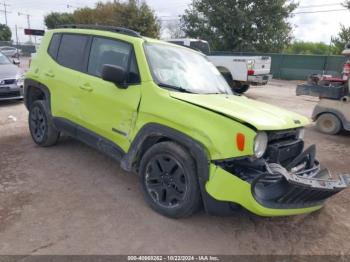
57,34 -> 89,71
168,41 -> 185,46
189,41 -> 210,54
48,34 -> 61,59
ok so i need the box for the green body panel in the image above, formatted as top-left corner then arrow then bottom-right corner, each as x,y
27,29 -> 150,152
170,93 -> 310,130
206,165 -> 322,216
25,28 -> 325,216
77,76 -> 142,151
130,82 -> 257,160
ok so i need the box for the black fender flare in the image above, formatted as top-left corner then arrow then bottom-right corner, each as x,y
24,78 -> 52,113
121,123 -> 236,215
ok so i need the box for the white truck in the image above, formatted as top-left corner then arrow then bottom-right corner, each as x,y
166,38 -> 272,93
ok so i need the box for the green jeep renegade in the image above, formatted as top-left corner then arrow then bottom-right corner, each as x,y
24,25 -> 349,218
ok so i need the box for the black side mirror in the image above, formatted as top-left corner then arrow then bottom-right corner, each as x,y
102,64 -> 127,88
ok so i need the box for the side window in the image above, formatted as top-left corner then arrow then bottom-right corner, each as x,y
48,34 -> 61,59
128,53 -> 140,84
190,41 -> 210,54
88,37 -> 140,83
57,34 -> 89,71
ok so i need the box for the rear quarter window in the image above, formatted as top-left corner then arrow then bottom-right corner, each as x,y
48,33 -> 61,59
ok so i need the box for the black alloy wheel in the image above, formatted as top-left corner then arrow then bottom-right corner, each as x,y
28,100 -> 60,147
145,154 -> 188,208
29,105 -> 46,143
139,142 -> 201,218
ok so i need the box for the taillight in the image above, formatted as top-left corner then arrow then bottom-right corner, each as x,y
248,69 -> 255,76
343,63 -> 350,74
247,59 -> 255,75
236,133 -> 245,151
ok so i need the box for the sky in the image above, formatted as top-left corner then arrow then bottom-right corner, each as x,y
1,0 -> 349,44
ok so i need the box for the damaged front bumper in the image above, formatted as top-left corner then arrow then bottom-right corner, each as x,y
206,145 -> 350,217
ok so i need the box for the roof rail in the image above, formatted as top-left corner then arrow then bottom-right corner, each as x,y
57,24 -> 141,38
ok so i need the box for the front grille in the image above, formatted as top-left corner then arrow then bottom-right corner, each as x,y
265,140 -> 304,166
268,129 -> 298,143
0,79 -> 16,85
265,130 -> 304,166
0,91 -> 21,98
230,164 -> 283,184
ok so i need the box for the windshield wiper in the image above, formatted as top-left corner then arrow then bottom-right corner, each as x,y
157,83 -> 194,94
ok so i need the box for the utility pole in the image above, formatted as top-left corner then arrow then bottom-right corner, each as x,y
0,1 -> 10,25
18,12 -> 32,43
15,24 -> 19,57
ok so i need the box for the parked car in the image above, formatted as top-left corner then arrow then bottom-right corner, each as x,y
297,42 -> 350,135
24,25 -> 349,218
166,38 -> 272,93
0,46 -> 21,58
0,52 -> 24,101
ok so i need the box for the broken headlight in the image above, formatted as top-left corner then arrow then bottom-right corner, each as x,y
296,128 -> 305,140
254,132 -> 268,158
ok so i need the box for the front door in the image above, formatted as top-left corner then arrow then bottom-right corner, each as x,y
78,36 -> 142,151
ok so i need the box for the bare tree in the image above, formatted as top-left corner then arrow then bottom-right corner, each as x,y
161,20 -> 185,39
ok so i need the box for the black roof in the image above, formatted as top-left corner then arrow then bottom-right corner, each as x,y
57,24 -> 141,38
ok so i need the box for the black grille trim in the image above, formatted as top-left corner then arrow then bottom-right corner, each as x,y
268,129 -> 298,143
4,79 -> 16,85
0,91 -> 21,98
0,79 -> 16,85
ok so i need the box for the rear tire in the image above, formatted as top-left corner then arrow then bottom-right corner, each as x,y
139,142 -> 201,218
222,74 -> 250,94
28,100 -> 60,146
316,113 -> 342,135
232,83 -> 250,94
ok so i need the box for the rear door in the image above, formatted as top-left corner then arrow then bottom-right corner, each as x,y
78,36 -> 142,151
48,33 -> 90,124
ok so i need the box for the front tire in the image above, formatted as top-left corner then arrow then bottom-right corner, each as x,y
28,100 -> 60,146
316,113 -> 342,135
139,142 -> 201,218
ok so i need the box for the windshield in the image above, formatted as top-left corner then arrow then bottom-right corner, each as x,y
144,43 -> 233,95
0,52 -> 11,65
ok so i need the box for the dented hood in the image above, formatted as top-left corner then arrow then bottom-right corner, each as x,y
170,92 -> 310,130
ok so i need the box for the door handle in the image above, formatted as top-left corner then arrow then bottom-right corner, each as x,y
79,83 -> 93,92
44,71 -> 55,78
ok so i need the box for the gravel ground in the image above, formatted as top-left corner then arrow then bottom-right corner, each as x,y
0,79 -> 350,255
